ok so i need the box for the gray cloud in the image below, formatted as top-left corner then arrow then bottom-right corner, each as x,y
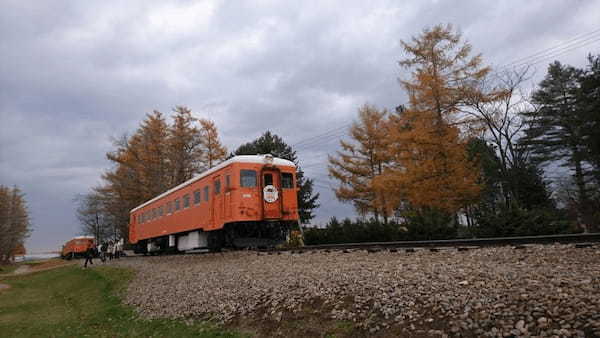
1,0 -> 599,251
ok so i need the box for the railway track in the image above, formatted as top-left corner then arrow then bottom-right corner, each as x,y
272,232 -> 600,253
122,233 -> 600,257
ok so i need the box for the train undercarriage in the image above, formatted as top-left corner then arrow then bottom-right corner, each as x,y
133,220 -> 296,254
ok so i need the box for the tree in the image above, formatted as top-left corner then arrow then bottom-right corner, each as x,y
377,24 -> 493,215
75,192 -> 112,242
0,185 -> 31,263
577,54 -> 600,184
198,119 -> 227,169
234,131 -> 320,224
522,61 -> 593,225
328,104 -> 393,222
93,108 -> 229,241
168,106 -> 202,185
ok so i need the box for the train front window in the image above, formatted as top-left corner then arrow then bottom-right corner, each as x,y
240,170 -> 257,187
264,173 -> 273,186
282,173 -> 294,189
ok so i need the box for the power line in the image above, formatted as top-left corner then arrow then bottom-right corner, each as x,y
497,28 -> 600,70
292,123 -> 352,148
496,35 -> 600,72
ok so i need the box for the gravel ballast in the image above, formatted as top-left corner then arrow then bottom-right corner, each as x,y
111,244 -> 600,337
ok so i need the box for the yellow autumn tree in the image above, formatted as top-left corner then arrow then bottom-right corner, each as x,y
94,109 -> 228,240
198,118 -> 227,169
168,106 -> 202,185
377,24 -> 497,214
328,104 -> 394,222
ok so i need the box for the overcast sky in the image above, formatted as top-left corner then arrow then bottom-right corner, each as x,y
1,1 -> 599,252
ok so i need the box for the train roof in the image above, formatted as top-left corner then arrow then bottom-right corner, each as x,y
130,155 -> 295,213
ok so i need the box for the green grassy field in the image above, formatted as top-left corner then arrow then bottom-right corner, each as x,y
0,265 -> 244,337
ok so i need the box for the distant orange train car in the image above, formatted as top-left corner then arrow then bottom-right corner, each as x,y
129,154 -> 299,253
61,236 -> 95,259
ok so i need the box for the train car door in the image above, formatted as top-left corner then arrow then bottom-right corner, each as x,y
262,169 -> 282,219
224,172 -> 232,219
212,175 -> 224,228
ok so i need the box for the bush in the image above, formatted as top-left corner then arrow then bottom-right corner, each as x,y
473,205 -> 572,237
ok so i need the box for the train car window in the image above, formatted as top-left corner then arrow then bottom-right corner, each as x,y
183,194 -> 190,208
175,198 -> 180,211
264,173 -> 273,186
194,190 -> 201,204
240,170 -> 257,187
204,186 -> 210,201
282,173 -> 294,189
167,201 -> 172,214
226,175 -> 230,188
215,179 -> 221,194
151,209 -> 156,220
159,206 -> 164,216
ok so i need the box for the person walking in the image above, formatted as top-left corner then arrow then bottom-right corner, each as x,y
99,242 -> 107,263
107,241 -> 114,261
111,240 -> 117,260
83,244 -> 95,268
115,239 -> 123,259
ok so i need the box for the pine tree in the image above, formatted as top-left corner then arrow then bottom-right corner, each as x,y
577,55 -> 600,184
328,104 -> 393,222
234,131 -> 320,224
522,61 -> 592,224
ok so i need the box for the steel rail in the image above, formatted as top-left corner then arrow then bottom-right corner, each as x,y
283,232 -> 600,252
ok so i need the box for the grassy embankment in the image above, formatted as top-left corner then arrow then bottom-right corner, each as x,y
0,264 -> 243,337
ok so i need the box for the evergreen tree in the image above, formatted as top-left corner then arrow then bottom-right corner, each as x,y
577,55 -> 600,183
234,131 -> 320,224
522,61 -> 593,225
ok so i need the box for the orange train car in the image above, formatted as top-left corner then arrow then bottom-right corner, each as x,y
129,154 -> 299,253
61,236 -> 95,259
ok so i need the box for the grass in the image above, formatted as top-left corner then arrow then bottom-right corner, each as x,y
0,264 -> 19,275
0,265 -> 245,337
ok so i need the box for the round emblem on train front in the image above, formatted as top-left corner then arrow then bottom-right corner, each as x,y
263,185 -> 279,203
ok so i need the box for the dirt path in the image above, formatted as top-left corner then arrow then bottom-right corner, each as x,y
13,265 -> 32,275
0,259 -> 75,278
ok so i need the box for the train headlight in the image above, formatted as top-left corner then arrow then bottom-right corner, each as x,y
264,154 -> 274,165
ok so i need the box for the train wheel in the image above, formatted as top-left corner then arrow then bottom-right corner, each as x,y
207,231 -> 224,252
